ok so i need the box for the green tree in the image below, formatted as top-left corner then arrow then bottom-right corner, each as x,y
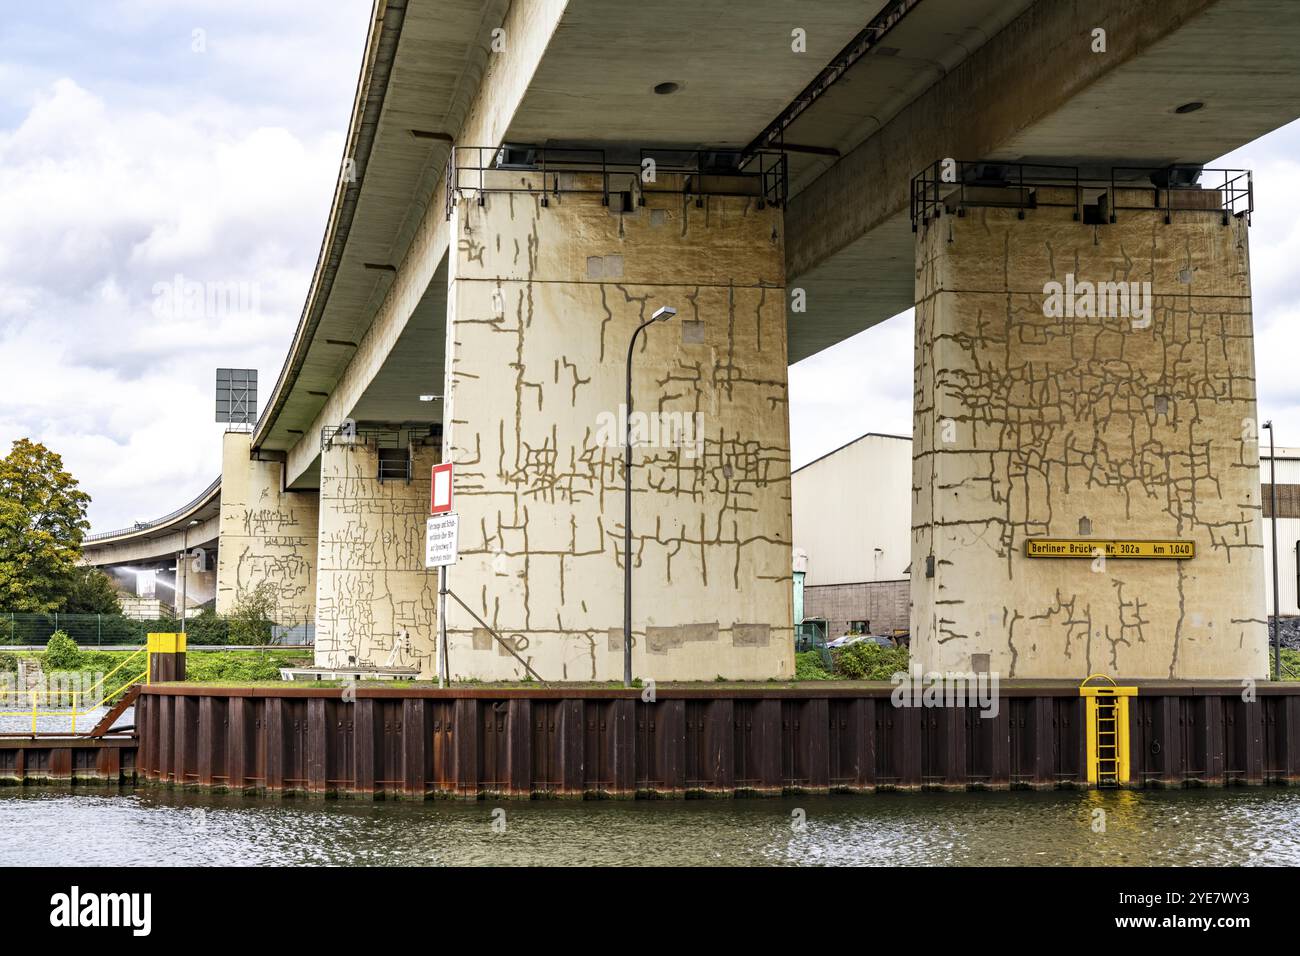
0,439 -> 91,612
64,566 -> 123,615
228,581 -> 278,646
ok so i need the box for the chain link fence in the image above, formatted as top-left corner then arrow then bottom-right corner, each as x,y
0,613 -> 314,647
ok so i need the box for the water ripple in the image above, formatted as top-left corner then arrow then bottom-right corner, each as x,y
2,788 -> 1298,866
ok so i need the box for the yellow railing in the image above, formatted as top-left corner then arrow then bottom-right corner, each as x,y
0,641 -> 158,735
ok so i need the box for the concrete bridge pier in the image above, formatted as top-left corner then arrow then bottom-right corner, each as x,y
215,430 -> 318,633
910,173 -> 1267,679
440,172 -> 795,682
314,433 -> 440,675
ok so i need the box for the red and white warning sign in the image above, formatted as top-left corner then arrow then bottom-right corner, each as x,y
431,462 -> 453,515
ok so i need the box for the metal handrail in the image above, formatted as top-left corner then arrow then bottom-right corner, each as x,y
445,144 -> 789,218
84,476 -> 221,542
0,646 -> 149,735
321,423 -> 433,451
377,459 -> 412,483
910,160 -> 1252,231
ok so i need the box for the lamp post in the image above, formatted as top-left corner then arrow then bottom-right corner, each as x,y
624,305 -> 676,687
1264,421 -> 1281,679
179,518 -> 200,633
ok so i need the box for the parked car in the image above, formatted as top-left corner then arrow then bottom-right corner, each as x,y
828,634 -> 897,650
826,635 -> 868,649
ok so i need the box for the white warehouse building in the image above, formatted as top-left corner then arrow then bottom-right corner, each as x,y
1262,446 -> 1300,618
791,433 -> 912,638
791,434 -> 1299,641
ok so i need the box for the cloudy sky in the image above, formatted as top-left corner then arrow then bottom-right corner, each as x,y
2,3 -> 1298,531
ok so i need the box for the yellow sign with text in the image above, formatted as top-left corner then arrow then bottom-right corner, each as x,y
1025,539 -> 1194,560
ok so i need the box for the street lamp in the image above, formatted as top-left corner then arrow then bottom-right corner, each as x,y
1264,421 -> 1281,679
623,305 -> 676,687
179,518 -> 200,633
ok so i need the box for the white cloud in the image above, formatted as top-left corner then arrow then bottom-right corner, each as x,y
789,312 -> 914,469
0,73 -> 346,530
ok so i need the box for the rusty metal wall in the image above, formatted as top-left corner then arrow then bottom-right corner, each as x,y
132,685 -> 1300,798
0,737 -> 137,785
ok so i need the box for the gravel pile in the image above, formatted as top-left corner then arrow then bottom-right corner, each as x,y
1268,616 -> 1300,650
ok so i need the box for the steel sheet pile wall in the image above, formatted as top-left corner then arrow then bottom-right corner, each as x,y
0,738 -> 136,785
134,686 -> 1300,798
1129,693 -> 1300,787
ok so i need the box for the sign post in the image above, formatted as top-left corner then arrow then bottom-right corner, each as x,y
428,463 -> 456,687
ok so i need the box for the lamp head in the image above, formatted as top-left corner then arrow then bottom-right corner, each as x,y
651,306 -> 677,323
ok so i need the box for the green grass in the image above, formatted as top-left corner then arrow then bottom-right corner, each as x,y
14,648 -> 311,703
1273,647 -> 1300,681
182,650 -> 309,683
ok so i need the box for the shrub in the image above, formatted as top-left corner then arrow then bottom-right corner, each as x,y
43,630 -> 82,670
184,651 -> 300,683
0,652 -> 17,672
96,614 -> 145,644
227,583 -> 278,645
184,608 -> 229,646
794,650 -> 833,681
833,641 -> 909,680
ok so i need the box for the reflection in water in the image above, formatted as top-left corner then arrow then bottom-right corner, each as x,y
1,787 -> 1298,866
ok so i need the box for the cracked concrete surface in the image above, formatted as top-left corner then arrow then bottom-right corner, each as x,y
215,431 -> 318,630
442,179 -> 793,681
911,195 -> 1267,679
314,440 -> 440,675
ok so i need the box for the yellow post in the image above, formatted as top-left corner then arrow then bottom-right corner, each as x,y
1116,694 -> 1131,784
29,689 -> 36,735
1084,695 -> 1098,785
145,632 -> 185,683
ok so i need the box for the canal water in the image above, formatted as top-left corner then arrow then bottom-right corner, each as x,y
0,706 -> 127,736
2,787 -> 1298,866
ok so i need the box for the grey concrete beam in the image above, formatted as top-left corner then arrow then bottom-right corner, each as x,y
784,0 -> 1300,362
82,515 -> 220,569
283,0 -> 571,486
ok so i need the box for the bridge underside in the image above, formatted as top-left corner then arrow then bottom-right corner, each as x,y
86,0 -> 1300,680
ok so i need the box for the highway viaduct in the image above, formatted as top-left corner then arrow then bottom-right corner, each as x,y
84,0 -> 1300,682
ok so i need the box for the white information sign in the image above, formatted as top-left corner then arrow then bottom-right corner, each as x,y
425,513 -> 459,568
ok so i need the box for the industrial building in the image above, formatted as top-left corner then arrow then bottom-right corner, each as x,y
791,433 -> 911,639
793,436 -> 1300,642
1262,446 -> 1300,617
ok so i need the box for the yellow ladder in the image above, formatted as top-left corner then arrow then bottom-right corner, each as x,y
1080,675 -> 1137,788
1094,692 -> 1121,786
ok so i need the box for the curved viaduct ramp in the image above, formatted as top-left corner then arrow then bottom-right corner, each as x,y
82,477 -> 221,569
